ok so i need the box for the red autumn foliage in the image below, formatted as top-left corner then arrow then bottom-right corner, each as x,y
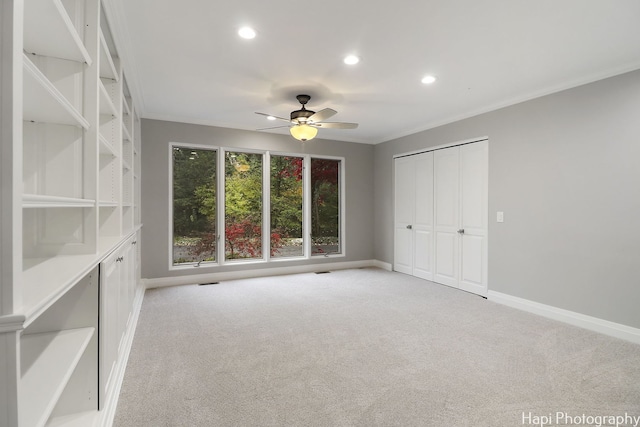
225,219 -> 282,259
311,158 -> 338,186
279,157 -> 338,187
190,219 -> 283,260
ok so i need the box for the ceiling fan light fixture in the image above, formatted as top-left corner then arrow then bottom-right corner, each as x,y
290,124 -> 318,142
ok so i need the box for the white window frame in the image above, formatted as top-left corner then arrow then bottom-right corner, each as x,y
221,147 -> 267,265
267,151 -> 308,262
169,144 -> 345,271
169,142 -> 221,271
308,155 -> 346,258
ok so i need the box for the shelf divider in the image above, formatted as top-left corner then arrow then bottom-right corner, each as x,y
23,194 -> 95,209
98,200 -> 118,208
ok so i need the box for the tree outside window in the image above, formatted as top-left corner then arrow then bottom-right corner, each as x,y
224,152 -> 265,260
172,147 -> 217,265
311,158 -> 341,255
270,155 -> 304,258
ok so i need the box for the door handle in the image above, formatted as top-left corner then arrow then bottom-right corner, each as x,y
406,225 -> 412,230
457,229 -> 465,234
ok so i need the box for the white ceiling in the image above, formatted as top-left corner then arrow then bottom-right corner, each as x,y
103,0 -> 640,144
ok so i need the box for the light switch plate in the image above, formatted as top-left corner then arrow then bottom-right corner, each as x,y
497,211 -> 504,223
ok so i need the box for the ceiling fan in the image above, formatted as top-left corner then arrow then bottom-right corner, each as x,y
256,94 -> 358,141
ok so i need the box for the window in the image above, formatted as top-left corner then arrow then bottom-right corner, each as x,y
311,158 -> 342,255
171,146 -> 217,266
270,155 -> 304,258
224,151 -> 263,260
171,147 -> 343,267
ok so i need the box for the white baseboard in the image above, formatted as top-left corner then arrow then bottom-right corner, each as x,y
371,259 -> 393,271
143,259 -> 389,289
488,290 -> 640,345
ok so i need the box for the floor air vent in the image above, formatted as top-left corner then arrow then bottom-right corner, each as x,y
198,282 -> 219,286
315,271 -> 331,274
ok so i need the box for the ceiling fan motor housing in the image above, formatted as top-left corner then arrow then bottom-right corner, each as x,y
291,94 -> 315,122
291,108 -> 315,122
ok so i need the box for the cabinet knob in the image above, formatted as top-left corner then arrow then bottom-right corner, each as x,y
406,225 -> 412,230
457,229 -> 465,234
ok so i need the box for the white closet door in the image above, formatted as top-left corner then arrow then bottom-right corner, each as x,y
458,141 -> 488,295
394,156 -> 414,275
413,152 -> 434,280
434,147 -> 460,287
395,140 -> 488,295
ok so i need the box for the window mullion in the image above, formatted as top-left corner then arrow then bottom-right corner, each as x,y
218,148 -> 226,264
303,155 -> 312,259
340,158 -> 346,255
263,151 -> 270,261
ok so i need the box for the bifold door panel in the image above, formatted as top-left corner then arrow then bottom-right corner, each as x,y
394,152 -> 434,280
394,140 -> 488,296
458,142 -> 488,295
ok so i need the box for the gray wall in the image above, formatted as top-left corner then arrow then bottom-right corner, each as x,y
374,70 -> 640,329
140,119 -> 374,280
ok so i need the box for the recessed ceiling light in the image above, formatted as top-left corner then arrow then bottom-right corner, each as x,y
343,55 -> 360,65
238,26 -> 256,39
421,75 -> 437,84
266,115 -> 276,121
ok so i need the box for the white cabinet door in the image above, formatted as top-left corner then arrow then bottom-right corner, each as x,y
99,250 -> 120,409
434,148 -> 460,287
459,141 -> 488,295
394,156 -> 415,275
118,239 -> 135,356
98,235 -> 140,409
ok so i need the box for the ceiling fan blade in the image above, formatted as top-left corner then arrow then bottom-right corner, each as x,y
308,108 -> 337,123
256,125 -> 291,131
313,122 -> 358,129
255,112 -> 291,123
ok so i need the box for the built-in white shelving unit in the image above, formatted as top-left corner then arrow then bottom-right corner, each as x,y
1,0 -> 143,425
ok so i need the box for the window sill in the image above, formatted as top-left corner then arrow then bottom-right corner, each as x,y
169,252 -> 346,271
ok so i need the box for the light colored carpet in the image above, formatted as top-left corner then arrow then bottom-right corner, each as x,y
114,268 -> 640,426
